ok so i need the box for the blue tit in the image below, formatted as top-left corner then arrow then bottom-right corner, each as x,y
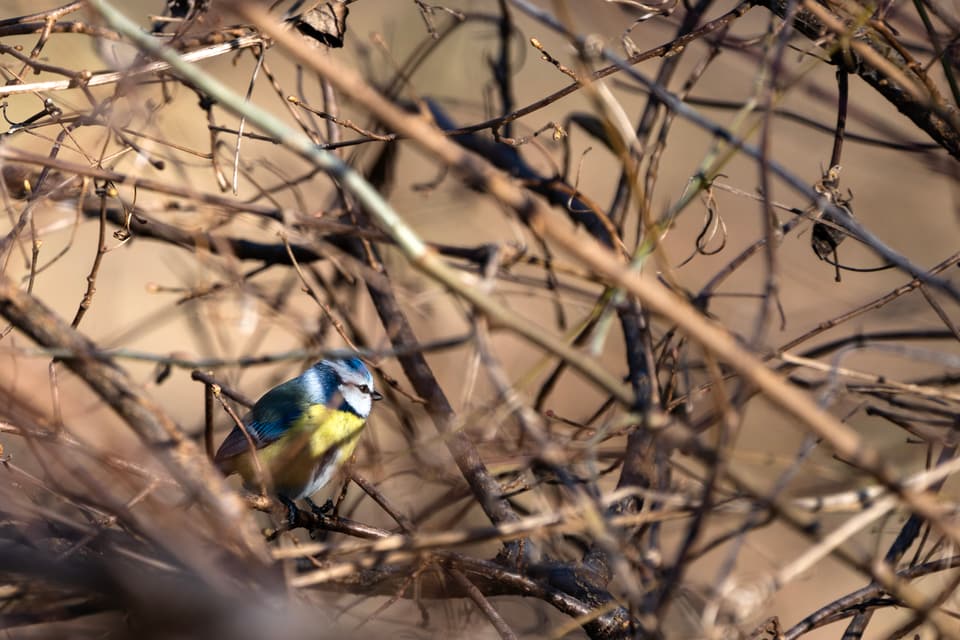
214,357 -> 382,506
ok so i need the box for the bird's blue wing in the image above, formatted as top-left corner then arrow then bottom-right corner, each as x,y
213,379 -> 311,463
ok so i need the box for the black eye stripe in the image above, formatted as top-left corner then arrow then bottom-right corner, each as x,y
344,382 -> 372,394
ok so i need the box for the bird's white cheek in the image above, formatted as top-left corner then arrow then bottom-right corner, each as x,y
341,386 -> 372,417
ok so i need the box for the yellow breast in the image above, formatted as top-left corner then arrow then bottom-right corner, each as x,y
231,405 -> 368,499
298,404 -> 368,458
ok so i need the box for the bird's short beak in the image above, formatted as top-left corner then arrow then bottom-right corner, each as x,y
371,390 -> 384,401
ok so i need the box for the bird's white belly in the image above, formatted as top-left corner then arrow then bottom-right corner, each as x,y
296,448 -> 346,499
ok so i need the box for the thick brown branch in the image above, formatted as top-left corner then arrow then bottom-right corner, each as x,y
756,0 -> 960,158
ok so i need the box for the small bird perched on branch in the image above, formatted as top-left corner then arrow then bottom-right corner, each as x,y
214,357 -> 382,522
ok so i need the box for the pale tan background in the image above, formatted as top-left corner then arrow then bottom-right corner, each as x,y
2,0 -> 959,638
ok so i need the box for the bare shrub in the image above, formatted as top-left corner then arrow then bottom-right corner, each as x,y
1,1 -> 959,638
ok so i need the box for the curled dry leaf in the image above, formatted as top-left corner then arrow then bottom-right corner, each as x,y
288,1 -> 350,48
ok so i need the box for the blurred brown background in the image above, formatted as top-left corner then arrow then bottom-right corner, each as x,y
2,0 -> 959,638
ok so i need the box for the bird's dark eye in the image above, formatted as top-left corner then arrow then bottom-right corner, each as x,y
358,384 -> 371,394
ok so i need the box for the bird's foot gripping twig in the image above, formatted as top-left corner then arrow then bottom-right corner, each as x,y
305,496 -> 334,517
277,495 -> 301,529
